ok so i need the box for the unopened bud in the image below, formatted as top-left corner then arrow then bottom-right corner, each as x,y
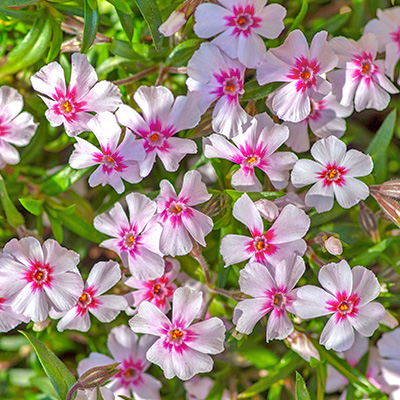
79,363 -> 120,389
371,180 -> 400,200
254,199 -> 279,222
285,331 -> 320,362
324,236 -> 343,255
159,11 -> 186,37
359,201 -> 380,242
202,194 -> 229,217
33,319 -> 50,332
371,191 -> 400,228
380,310 -> 399,329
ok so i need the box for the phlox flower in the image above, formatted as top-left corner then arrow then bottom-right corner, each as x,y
156,170 -> 213,257
124,257 -> 179,314
193,0 -> 286,68
257,29 -> 338,122
0,296 -> 29,333
78,325 -> 162,400
293,259 -> 385,352
220,193 -> 310,268
116,86 -> 200,178
203,113 -> 297,192
364,7 -> 400,84
130,286 -> 226,381
291,135 -> 373,213
187,42 -> 249,138
69,111 -> 145,194
378,328 -> 400,399
0,237 -> 83,323
94,193 -> 164,281
328,33 -> 398,112
184,376 -> 231,400
233,255 -> 305,342
31,53 -> 122,136
57,261 -> 127,332
282,93 -> 353,152
0,86 -> 38,169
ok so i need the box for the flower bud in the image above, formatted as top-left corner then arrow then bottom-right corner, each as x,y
254,199 -> 279,222
324,236 -> 343,256
285,331 -> 320,362
359,201 -> 379,242
159,11 -> 186,37
79,363 -> 120,389
371,191 -> 400,228
371,180 -> 400,200
202,194 -> 229,217
380,310 -> 399,329
33,319 -> 51,332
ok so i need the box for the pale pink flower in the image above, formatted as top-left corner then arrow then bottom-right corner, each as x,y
0,296 -> 29,332
291,136 -> 373,213
57,261 -> 127,332
293,260 -> 385,352
94,193 -> 164,281
69,112 -> 145,194
0,86 -> 38,169
0,237 -> 83,323
124,257 -> 180,314
130,287 -> 226,381
378,328 -> 400,399
156,170 -> 213,257
194,0 -> 286,68
116,86 -> 200,178
364,7 -> 400,84
324,236 -> 343,256
31,53 -> 122,136
233,255 -> 305,341
257,29 -> 338,122
220,193 -> 310,267
187,42 -> 249,138
282,93 -> 353,152
328,33 -> 398,112
184,376 -> 231,400
78,325 -> 162,400
203,113 -> 297,192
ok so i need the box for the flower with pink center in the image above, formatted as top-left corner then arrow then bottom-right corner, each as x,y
56,261 -> 127,332
203,113 -> 297,192
220,193 -> 310,268
124,257 -> 180,314
78,325 -> 162,400
69,111 -> 145,194
256,29 -> 338,123
281,93 -> 353,152
0,296 -> 29,333
31,53 -> 122,136
233,255 -> 305,342
291,135 -> 373,213
116,86 -> 201,178
94,193 -> 164,281
193,0 -> 286,68
364,7 -> 400,85
130,286 -> 226,381
293,260 -> 385,352
0,237 -> 83,323
0,86 -> 38,169
187,42 -> 249,138
156,170 -> 213,257
328,33 -> 398,112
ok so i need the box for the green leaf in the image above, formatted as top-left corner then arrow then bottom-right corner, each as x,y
19,331 -> 76,400
312,12 -> 350,35
110,38 -> 149,60
41,166 -> 90,196
117,9 -> 134,41
96,387 -> 105,400
47,15 -> 63,63
0,0 -> 38,6
165,39 -> 203,67
238,352 -> 303,398
349,238 -> 392,267
295,372 -> 311,400
19,198 -> 44,216
81,0 -> 98,53
204,381 -> 225,400
134,0 -> 163,51
58,211 -> 106,243
0,6 -> 41,18
31,376 -> 61,400
224,189 -> 282,203
287,0 -> 308,34
107,0 -> 132,14
45,206 -> 64,244
242,80 -> 282,101
0,174 -> 24,228
240,346 -> 279,369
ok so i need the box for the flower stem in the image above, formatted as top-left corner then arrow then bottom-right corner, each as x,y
112,66 -> 158,86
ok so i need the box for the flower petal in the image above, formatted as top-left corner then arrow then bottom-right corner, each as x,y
130,301 -> 171,336
233,298 -> 269,334
349,302 -> 385,337
220,234 -> 253,267
187,317 -> 225,354
266,308 -> 294,341
320,314 -> 355,352
172,287 -> 202,328
293,285 -> 335,319
232,193 -> 264,236
318,260 -> 353,297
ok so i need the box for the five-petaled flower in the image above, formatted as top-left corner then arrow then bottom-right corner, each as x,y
291,135 -> 373,213
130,286 -> 226,381
293,259 -> 385,352
31,53 -> 122,136
220,193 -> 310,267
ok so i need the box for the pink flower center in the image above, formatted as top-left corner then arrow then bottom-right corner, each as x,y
390,28 -> 400,48
352,52 -> 378,82
246,156 -> 258,164
307,98 -> 325,121
288,57 -> 320,93
327,292 -> 360,322
227,5 -> 261,36
76,286 -> 100,315
235,13 -> 253,30
264,287 -> 293,316
168,328 -> 185,345
116,359 -> 145,387
144,275 -> 174,309
248,229 -> 277,263
318,163 -> 347,187
168,201 -> 184,215
25,261 -> 53,291
147,131 -> 166,147
223,76 -> 241,96
213,68 -> 244,102
93,148 -> 127,174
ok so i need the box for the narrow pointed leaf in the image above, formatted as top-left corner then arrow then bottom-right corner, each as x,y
0,174 -> 24,228
81,0 -> 98,53
134,0 -> 163,50
295,372 -> 311,400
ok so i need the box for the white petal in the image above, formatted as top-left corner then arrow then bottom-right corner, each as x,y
220,234 -> 253,267
157,138 -> 197,173
266,308 -> 294,341
304,180 -> 335,213
237,32 -> 266,69
274,254 -> 306,291
333,178 -> 369,209
172,287 -> 202,328
318,259 -> 353,297
179,170 -> 211,206
69,137 -> 100,169
94,201 -> 129,238
320,315 -> 355,352
159,218 -> 192,257
130,301 -> 171,336
30,61 -> 66,100
57,308 -> 91,332
293,285 -> 335,319
181,208 -> 213,247
233,298 -> 268,334
86,261 -> 121,295
349,302 -> 385,337
193,3 -> 231,38
187,317 -> 225,354
239,261 -> 276,297
165,95 -> 201,133
291,159 -> 323,187
354,78 -> 390,112
43,239 -> 80,275
232,193 -> 264,236
253,4 -> 286,39
87,112 -> 121,152
82,81 -> 122,113
125,192 -> 157,233
342,149 -> 373,177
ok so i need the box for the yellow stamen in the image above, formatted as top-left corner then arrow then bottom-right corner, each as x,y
153,284 -> 161,294
124,368 -> 133,378
62,101 -> 72,113
225,84 -> 236,92
301,71 -> 310,80
362,63 -> 370,73
169,329 -> 184,340
247,156 -> 257,164
256,240 -> 265,250
237,17 -> 246,25
171,204 -> 182,214
339,303 -> 349,311
34,271 -> 44,281
79,293 -> 88,302
127,235 -> 135,245
150,133 -> 160,142
328,169 -> 338,179
107,156 -> 113,163
273,293 -> 282,305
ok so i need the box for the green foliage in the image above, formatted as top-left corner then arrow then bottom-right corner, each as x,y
295,372 -> 311,400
